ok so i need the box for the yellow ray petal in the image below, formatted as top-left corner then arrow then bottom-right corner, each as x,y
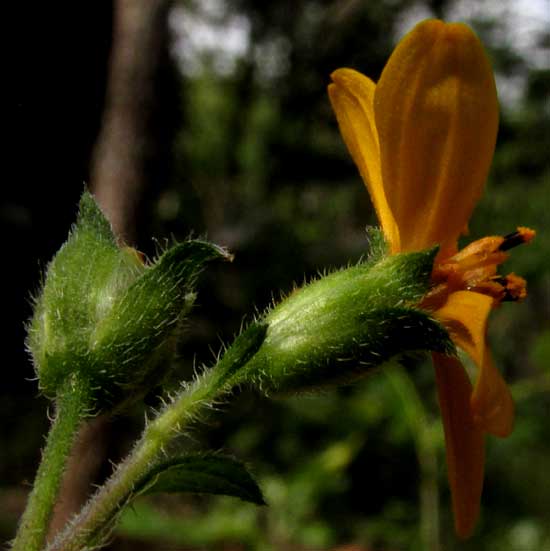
329,69 -> 399,249
374,19 -> 499,255
471,347 -> 515,437
433,352 -> 485,539
435,290 -> 492,367
435,289 -> 514,437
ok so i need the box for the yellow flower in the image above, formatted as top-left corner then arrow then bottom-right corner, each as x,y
328,19 -> 534,538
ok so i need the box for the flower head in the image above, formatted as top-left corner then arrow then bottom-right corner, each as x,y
329,19 -> 534,538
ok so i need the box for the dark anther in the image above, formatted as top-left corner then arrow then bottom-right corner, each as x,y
491,274 -> 525,302
499,229 -> 529,251
491,275 -> 507,286
501,288 -> 520,302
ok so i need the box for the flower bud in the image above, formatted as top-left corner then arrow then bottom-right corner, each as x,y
27,192 -> 229,412
231,236 -> 453,394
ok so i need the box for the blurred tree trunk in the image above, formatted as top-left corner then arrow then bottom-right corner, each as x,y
47,0 -> 173,541
92,0 -> 173,243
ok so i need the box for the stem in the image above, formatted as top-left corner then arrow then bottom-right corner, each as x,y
46,371 -> 219,551
12,377 -> 88,551
46,321 -> 267,551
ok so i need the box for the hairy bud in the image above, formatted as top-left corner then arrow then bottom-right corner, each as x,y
27,192 -> 229,412
229,234 -> 453,394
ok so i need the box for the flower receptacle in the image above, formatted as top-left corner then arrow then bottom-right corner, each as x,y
231,240 -> 454,394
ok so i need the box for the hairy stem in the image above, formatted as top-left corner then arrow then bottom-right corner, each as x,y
46,371 -> 219,551
46,321 -> 266,551
12,377 -> 89,551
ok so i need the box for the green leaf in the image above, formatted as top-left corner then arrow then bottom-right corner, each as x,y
210,320 -> 269,390
136,454 -> 265,505
76,190 -> 118,244
91,240 -> 232,394
364,226 -> 389,263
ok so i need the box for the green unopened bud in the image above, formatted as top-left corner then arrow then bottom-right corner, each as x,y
232,238 -> 453,394
27,192 -> 230,412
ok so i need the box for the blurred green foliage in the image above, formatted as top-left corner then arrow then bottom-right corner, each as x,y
3,0 -> 549,549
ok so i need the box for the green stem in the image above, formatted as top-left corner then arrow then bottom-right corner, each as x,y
45,321 -> 266,551
12,377 -> 88,551
46,371 -> 219,551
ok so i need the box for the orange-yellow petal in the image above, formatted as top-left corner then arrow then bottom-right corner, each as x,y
435,290 -> 514,437
329,69 -> 399,248
435,290 -> 491,367
374,19 -> 499,256
471,347 -> 515,437
433,352 -> 485,539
